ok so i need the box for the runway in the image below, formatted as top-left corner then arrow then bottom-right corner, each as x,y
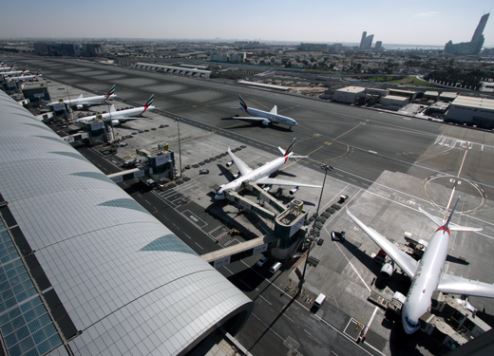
18,57 -> 494,194
16,56 -> 494,354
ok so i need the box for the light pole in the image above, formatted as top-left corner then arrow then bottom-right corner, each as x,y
315,164 -> 332,218
299,163 -> 333,290
176,118 -> 183,177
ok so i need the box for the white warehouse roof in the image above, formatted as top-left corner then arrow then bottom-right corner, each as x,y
451,95 -> 494,112
336,86 -> 366,93
0,90 -> 251,355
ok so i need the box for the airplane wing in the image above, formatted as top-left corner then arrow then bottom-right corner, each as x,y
437,273 -> 494,298
227,147 -> 252,176
346,209 -> 418,278
270,105 -> 278,115
255,177 -> 321,188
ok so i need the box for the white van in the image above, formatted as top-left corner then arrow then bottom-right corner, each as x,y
269,261 -> 282,274
314,293 -> 326,308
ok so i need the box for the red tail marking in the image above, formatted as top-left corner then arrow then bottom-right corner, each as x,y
436,225 -> 450,234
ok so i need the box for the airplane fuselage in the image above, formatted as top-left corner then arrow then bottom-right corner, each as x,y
245,107 -> 298,128
215,155 -> 287,199
7,74 -> 39,82
76,105 -> 155,124
49,94 -> 117,108
401,227 -> 449,333
1,70 -> 25,76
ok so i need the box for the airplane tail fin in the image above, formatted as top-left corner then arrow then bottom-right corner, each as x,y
279,138 -> 300,161
109,104 -> 116,113
419,198 -> 482,232
143,94 -> 154,112
239,95 -> 248,112
105,84 -> 116,99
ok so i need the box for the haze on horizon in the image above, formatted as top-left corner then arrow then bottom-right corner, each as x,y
0,0 -> 492,47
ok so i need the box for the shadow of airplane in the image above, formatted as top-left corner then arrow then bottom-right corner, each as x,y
336,238 -> 411,293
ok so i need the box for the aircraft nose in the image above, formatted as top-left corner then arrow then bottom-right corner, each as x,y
402,304 -> 420,334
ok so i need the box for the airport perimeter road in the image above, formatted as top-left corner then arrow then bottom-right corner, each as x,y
19,57 -> 494,191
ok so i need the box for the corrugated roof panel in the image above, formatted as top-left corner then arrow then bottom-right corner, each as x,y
0,89 -> 251,355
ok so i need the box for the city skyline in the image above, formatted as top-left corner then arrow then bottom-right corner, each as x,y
0,0 -> 493,46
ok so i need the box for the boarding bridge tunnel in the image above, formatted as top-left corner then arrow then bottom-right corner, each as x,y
201,235 -> 274,269
206,184 -> 308,266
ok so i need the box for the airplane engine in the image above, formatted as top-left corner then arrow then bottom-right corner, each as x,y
76,104 -> 84,110
226,161 -> 233,167
289,186 -> 299,195
261,119 -> 270,126
111,119 -> 120,126
380,262 -> 395,278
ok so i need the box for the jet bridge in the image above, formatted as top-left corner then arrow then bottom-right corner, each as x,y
224,183 -> 307,260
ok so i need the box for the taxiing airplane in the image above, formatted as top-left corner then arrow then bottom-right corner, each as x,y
215,140 -> 320,200
48,84 -> 117,109
76,94 -> 155,126
347,199 -> 494,334
231,96 -> 298,130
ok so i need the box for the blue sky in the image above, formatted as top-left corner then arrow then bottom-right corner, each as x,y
0,0 -> 492,46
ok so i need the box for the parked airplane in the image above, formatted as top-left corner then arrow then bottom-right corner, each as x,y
230,96 -> 298,130
346,199 -> 494,334
0,70 -> 27,77
48,84 -> 117,109
215,140 -> 320,200
0,66 -> 13,71
6,73 -> 42,82
76,94 -> 155,126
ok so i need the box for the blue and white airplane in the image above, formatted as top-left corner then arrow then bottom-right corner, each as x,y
231,96 -> 298,130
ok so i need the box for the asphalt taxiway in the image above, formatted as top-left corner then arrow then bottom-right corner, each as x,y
16,56 -> 494,355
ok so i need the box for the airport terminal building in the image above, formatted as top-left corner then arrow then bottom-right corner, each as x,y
0,90 -> 251,355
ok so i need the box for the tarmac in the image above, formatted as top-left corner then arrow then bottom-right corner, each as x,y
13,56 -> 494,356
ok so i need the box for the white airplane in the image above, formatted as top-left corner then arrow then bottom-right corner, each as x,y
0,66 -> 13,71
346,198 -> 494,334
48,84 -> 117,110
215,141 -> 320,200
7,73 -> 42,82
76,94 -> 155,126
1,70 -> 27,77
231,96 -> 298,130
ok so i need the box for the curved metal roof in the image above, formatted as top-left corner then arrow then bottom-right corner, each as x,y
0,90 -> 251,355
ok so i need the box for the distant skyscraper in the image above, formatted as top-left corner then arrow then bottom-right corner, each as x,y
471,13 -> 489,42
359,31 -> 375,50
445,13 -> 489,55
364,34 -> 374,49
375,41 -> 383,51
360,31 -> 367,49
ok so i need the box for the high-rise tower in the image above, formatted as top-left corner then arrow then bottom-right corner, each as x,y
444,13 -> 489,55
471,13 -> 489,42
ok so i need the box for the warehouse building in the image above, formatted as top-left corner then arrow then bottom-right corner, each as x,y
332,86 -> 366,104
379,94 -> 409,110
445,95 -> 494,129
0,90 -> 251,355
